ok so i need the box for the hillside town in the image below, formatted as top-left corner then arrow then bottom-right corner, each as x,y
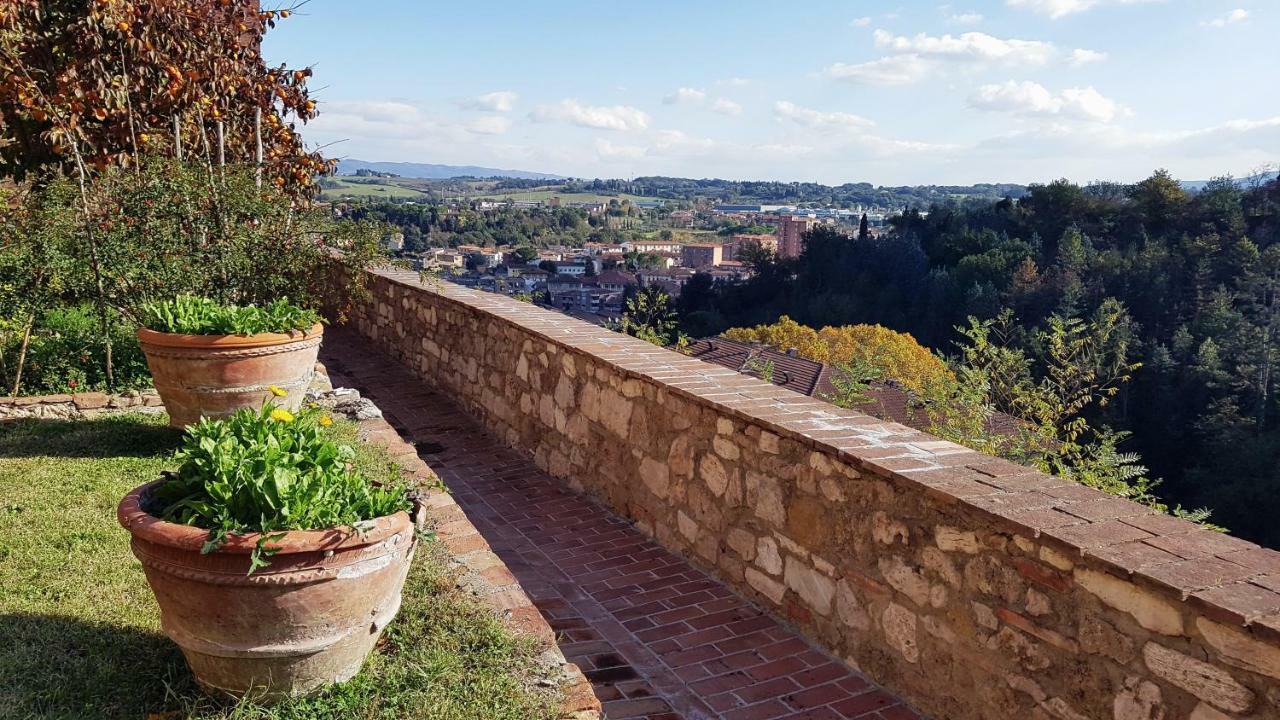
385,196 -> 890,322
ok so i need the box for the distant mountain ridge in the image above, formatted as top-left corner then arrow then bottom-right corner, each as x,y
1179,170 -> 1279,192
336,159 -> 564,181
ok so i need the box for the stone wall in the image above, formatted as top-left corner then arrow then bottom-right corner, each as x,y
342,266 -> 1280,720
0,389 -> 164,420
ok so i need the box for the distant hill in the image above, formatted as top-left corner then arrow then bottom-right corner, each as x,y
336,159 -> 564,181
1180,170 -> 1278,193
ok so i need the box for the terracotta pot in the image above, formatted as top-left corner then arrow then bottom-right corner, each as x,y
117,480 -> 422,701
137,324 -> 323,427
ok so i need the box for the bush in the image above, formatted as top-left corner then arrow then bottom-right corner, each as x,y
0,158 -> 390,395
0,304 -> 149,395
141,296 -> 321,335
146,399 -> 411,573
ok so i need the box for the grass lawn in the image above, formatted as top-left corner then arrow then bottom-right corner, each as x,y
0,414 -> 560,720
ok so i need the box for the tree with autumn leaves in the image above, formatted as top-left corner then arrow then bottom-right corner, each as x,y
0,1 -> 389,395
0,0 -> 328,190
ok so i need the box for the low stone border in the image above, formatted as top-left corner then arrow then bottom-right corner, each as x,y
0,388 -> 165,420
338,391 -> 602,720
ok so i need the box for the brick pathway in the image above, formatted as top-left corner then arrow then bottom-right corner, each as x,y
322,330 -> 924,720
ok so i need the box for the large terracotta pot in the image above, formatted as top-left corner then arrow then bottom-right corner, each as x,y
117,480 -> 422,701
138,324 -> 323,427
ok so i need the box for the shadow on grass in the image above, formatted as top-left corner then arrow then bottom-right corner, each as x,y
0,612 -> 199,719
0,416 -> 183,459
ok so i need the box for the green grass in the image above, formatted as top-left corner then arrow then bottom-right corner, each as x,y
320,177 -> 430,201
469,189 -> 657,204
0,414 -> 560,720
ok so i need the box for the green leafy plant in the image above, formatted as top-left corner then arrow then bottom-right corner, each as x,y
146,398 -> 411,573
141,295 -> 321,336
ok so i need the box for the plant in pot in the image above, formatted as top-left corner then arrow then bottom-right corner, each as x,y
138,295 -> 324,427
117,398 -> 421,701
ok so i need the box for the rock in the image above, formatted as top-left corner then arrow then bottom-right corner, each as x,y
882,602 -> 919,663
756,536 -> 783,575
699,454 -> 729,497
746,567 -> 787,604
639,457 -> 669,499
726,528 -> 756,561
1113,676 -> 1163,720
1196,617 -> 1280,681
1142,643 -> 1254,714
936,526 -> 981,554
1076,569 -> 1182,636
784,557 -> 835,615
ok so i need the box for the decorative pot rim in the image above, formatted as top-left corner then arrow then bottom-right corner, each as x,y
117,479 -> 416,556
136,323 -> 324,350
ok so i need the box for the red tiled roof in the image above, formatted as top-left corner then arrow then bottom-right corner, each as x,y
683,337 -> 1022,437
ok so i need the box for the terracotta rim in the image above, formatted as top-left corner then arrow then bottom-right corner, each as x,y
136,323 -> 324,350
118,479 -> 414,555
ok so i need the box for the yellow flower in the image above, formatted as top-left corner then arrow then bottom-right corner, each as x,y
268,385 -> 288,397
270,408 -> 295,423
318,415 -> 333,427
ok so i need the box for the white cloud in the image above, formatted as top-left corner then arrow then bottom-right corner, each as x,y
1203,8 -> 1249,27
949,12 -> 984,25
1005,0 -> 1156,20
850,16 -> 872,27
826,55 -> 932,86
828,29 -> 1057,85
465,116 -> 512,135
774,101 -> 875,131
1069,48 -> 1108,67
594,138 -> 646,160
873,29 -> 1055,66
663,87 -> 707,105
968,80 -> 1124,122
711,98 -> 743,116
529,99 -> 650,131
459,91 -> 518,112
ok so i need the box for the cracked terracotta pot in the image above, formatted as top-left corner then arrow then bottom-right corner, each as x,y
117,480 -> 423,702
137,324 -> 323,427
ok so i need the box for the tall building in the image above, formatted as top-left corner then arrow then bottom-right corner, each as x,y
776,216 -> 818,259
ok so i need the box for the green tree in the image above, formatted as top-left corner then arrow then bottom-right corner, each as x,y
613,285 -> 684,347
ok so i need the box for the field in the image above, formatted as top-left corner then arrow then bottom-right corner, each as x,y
469,189 -> 659,204
320,176 -> 430,200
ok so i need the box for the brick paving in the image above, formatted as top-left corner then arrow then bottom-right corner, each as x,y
322,329 -> 924,720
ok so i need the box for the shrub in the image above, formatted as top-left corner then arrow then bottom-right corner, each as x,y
0,304 -> 150,395
141,296 -> 321,335
146,398 -> 411,573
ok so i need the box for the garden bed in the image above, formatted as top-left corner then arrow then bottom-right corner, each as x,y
0,409 -> 598,719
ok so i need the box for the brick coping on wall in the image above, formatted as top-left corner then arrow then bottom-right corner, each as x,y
365,266 -> 1280,641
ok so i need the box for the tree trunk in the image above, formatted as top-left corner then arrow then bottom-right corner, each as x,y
255,106 -> 264,188
173,113 -> 183,160
9,312 -> 34,397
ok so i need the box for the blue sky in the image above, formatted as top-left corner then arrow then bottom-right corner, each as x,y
263,0 -> 1278,185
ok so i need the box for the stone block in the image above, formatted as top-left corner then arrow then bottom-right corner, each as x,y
785,556 -> 835,616
1142,642 -> 1254,714
1076,568 -> 1183,636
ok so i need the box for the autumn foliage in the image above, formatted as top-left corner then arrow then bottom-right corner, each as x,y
0,0 -> 329,191
723,315 -> 953,395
